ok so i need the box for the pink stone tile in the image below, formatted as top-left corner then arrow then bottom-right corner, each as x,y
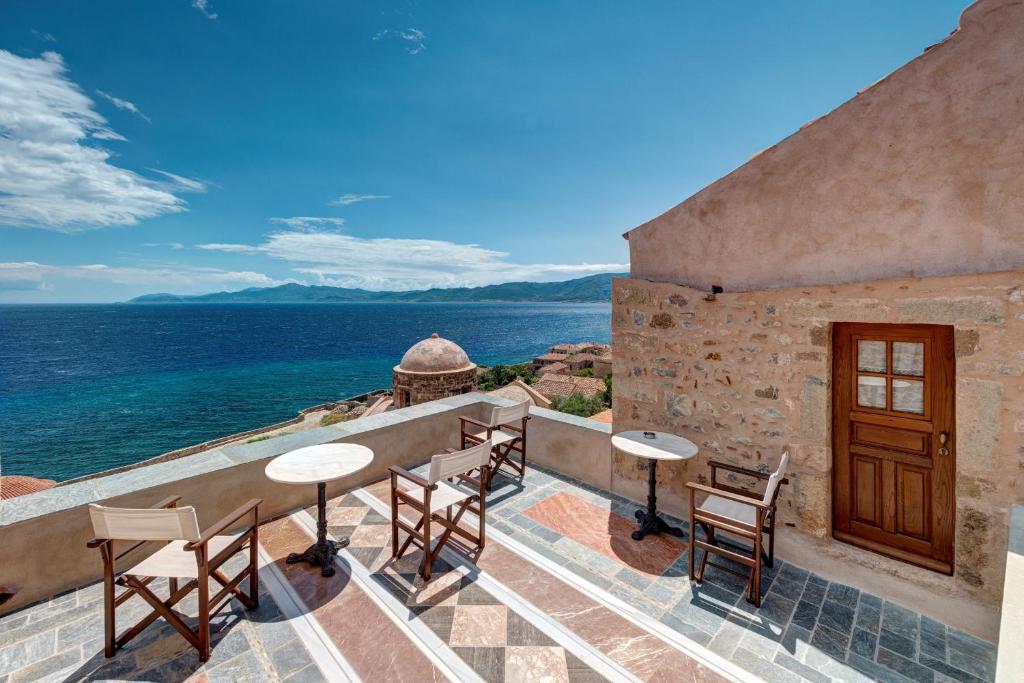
328,506 -> 368,525
523,491 -> 685,577
505,646 -> 570,682
348,522 -> 391,548
450,605 -> 507,647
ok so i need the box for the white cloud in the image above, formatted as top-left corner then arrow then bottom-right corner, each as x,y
372,28 -> 426,55
0,50 -> 203,231
95,90 -> 150,122
31,29 -> 56,43
269,216 -> 345,231
197,229 -> 627,291
150,170 -> 207,193
192,0 -> 218,20
0,261 -> 284,295
143,242 -> 185,249
328,193 -> 390,206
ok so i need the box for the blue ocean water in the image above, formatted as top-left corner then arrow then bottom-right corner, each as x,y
0,303 -> 610,481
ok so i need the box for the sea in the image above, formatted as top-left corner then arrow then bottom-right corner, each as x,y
0,303 -> 610,481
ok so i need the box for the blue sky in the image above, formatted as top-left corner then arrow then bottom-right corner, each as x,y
0,0 -> 967,302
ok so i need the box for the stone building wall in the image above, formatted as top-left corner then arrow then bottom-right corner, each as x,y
393,367 -> 477,407
611,271 -> 1024,630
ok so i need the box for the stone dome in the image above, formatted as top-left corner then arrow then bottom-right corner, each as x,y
397,333 -> 476,374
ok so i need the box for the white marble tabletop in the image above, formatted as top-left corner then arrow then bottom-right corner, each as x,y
265,443 -> 374,485
611,430 -> 698,461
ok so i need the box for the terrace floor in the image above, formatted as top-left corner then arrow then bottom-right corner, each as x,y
0,464 -> 997,682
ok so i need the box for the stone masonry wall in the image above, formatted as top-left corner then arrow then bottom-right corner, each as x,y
393,367 -> 477,407
612,271 -> 1024,615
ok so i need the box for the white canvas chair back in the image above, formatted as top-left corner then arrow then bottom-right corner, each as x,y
427,440 -> 492,484
89,504 -> 202,543
761,451 -> 790,505
489,401 -> 529,427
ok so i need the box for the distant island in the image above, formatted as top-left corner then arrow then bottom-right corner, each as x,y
128,272 -> 627,304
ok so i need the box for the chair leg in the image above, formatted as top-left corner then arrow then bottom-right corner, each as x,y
250,528 -> 260,608
420,513 -> 432,581
767,513 -> 776,568
100,545 -> 116,658
198,568 -> 210,662
390,489 -> 400,559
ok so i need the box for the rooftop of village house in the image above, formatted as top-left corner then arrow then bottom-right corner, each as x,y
2,0 -> 1024,681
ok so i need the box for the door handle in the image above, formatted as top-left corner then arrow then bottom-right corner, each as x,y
938,431 -> 949,456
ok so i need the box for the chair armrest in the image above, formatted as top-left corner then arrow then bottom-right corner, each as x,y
686,482 -> 769,510
389,465 -> 432,489
186,499 -> 261,550
708,460 -> 769,480
459,416 -> 491,430
87,495 -> 184,547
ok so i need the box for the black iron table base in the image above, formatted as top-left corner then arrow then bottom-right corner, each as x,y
286,482 -> 350,577
632,459 -> 685,540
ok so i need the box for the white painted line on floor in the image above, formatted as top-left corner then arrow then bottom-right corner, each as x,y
257,545 -> 361,683
352,487 -> 637,683
287,510 -> 479,683
484,523 -> 760,683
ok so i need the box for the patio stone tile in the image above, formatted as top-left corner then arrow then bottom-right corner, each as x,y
657,611 -> 713,646
849,627 -> 878,659
0,631 -> 56,677
800,576 -> 827,605
270,641 -> 315,677
818,600 -> 855,634
510,513 -> 539,529
847,652 -> 913,683
808,623 -> 850,661
6,648 -> 82,683
778,624 -> 813,661
825,582 -> 860,610
615,568 -> 652,592
755,592 -> 797,625
919,654 -> 985,683
207,650 -> 266,683
285,664 -> 330,683
946,628 -> 996,669
882,601 -> 921,641
707,618 -> 747,659
791,600 -> 821,631
773,650 -> 830,683
775,563 -> 809,586
855,599 -> 881,633
667,591 -> 733,636
876,647 -> 935,683
737,619 -> 784,660
767,575 -> 806,602
879,628 -> 917,659
563,562 -> 612,590
731,646 -> 801,683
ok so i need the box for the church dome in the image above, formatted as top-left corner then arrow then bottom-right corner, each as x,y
397,333 -> 476,374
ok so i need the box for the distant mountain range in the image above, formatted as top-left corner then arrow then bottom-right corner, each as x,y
128,272 -> 627,304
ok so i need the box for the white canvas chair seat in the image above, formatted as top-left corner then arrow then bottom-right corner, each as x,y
467,429 -> 516,447
399,480 -> 476,515
698,494 -> 756,527
127,534 -> 242,579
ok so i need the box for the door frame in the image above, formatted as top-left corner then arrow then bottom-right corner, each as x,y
830,322 -> 956,575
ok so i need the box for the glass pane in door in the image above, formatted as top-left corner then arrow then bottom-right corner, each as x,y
893,379 -> 924,414
893,342 -> 925,376
858,341 -> 887,373
857,375 -> 887,409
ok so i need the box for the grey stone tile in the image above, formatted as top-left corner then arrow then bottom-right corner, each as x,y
615,568 -> 652,592
658,609 -> 714,645
0,631 -> 55,677
452,646 -> 504,683
506,611 -> 555,647
774,650 -> 830,683
882,601 -> 921,640
800,578 -> 827,605
270,642 -> 314,677
880,628 -> 918,659
55,615 -> 97,650
856,600 -> 881,633
7,648 -> 81,683
818,600 -> 855,634
825,581 -> 861,610
876,647 -> 936,683
791,600 -> 821,631
737,619 -> 785,660
921,631 -> 947,661
767,575 -> 806,602
509,513 -> 539,530
563,562 -> 613,590
850,627 -> 878,659
859,592 -> 882,609
946,628 -> 995,670
778,624 -> 813,661
809,623 -> 850,661
707,618 -> 747,659
413,605 -> 454,641
734,590 -> 795,626
284,663 -> 330,683
732,646 -> 801,683
847,652 -> 914,683
207,650 -> 267,683
919,654 -> 985,683
643,579 -> 679,605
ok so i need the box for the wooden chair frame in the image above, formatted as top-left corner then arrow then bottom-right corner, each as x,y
459,414 -> 529,490
687,461 -> 788,607
389,458 -> 490,581
87,496 -> 261,662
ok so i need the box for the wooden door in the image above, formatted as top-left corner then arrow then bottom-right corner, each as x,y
832,323 -> 955,574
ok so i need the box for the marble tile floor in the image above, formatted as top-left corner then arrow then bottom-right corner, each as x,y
0,461 -> 998,683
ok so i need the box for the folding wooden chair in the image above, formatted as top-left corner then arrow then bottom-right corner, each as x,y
686,452 -> 789,607
87,496 -> 261,662
460,401 -> 530,489
389,441 -> 491,580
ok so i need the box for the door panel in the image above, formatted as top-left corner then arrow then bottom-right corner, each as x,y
832,323 -> 955,574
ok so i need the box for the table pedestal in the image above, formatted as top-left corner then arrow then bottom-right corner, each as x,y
286,482 -> 350,577
632,460 -> 685,540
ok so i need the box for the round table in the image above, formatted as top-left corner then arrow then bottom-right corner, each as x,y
611,430 -> 698,541
266,443 -> 374,576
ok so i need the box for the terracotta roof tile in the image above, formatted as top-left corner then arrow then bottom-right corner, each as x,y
1,475 -> 56,500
